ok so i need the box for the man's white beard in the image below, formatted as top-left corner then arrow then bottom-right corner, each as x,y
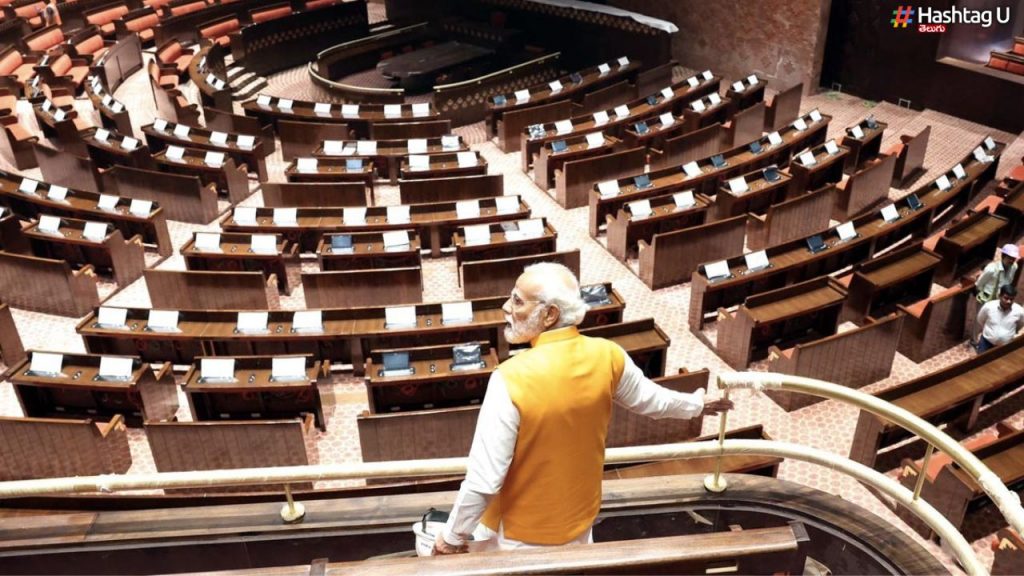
504,306 -> 546,344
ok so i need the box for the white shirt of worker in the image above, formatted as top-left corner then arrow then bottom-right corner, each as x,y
976,260 -> 1018,302
978,300 -> 1024,346
442,347 -> 704,549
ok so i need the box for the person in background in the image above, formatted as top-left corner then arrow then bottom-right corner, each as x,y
970,243 -> 1019,346
976,284 -> 1024,353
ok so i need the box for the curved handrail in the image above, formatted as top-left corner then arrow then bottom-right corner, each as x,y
314,22 -> 430,61
433,52 -> 561,91
306,61 -> 405,97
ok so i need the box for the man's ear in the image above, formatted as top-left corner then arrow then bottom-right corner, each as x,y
543,304 -> 561,329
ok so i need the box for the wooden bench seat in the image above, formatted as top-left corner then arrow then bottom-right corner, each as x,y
116,7 -> 160,44
0,415 -> 130,481
85,2 -> 129,37
144,268 -> 279,310
198,15 -> 240,47
23,214 -> 146,286
21,24 -> 65,53
0,250 -> 98,316
896,279 -> 972,362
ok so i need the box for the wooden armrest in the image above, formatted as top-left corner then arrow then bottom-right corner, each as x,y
266,272 -> 278,290
96,414 -> 126,437
637,239 -> 649,251
128,234 -> 144,246
899,457 -> 923,479
0,115 -> 16,126
75,264 -> 97,278
301,412 -> 316,434
766,345 -> 786,362
716,306 -> 733,322
747,212 -> 766,223
287,243 -> 300,257
153,360 -> 174,382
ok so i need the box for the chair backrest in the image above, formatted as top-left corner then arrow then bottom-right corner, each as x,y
0,415 -> 130,481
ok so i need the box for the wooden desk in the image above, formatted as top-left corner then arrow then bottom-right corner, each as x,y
82,126 -> 154,171
534,133 -> 618,190
181,231 -> 298,295
932,209 -> 1008,286
145,268 -> 276,310
398,151 -> 486,182
283,157 -> 376,198
716,167 -> 792,219
462,249 -> 579,299
23,215 -> 145,287
832,153 -> 897,221
365,343 -> 497,413
579,318 -> 670,378
605,192 -> 711,261
398,174 -> 503,205
312,136 -> 467,183
746,185 -> 837,252
242,98 -> 440,140
302,266 -> 423,308
996,176 -> 1024,239
785,140 -> 848,194
142,120 -> 268,181
723,75 -> 766,113
182,355 -> 326,430
843,241 -> 941,321
452,218 -> 557,270
10,351 -> 177,427
317,231 -> 422,272
840,118 -> 887,174
153,146 -> 251,206
377,41 -> 493,90
620,113 -> 690,152
716,276 -> 847,369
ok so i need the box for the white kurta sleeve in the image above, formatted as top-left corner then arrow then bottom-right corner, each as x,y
613,348 -> 705,419
442,370 -> 520,546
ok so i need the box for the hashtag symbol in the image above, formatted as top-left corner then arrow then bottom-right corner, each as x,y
891,5 -> 914,28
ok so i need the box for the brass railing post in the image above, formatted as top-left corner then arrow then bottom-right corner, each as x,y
703,389 -> 730,493
280,483 -> 305,524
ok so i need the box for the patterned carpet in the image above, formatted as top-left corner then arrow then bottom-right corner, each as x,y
1,7 -> 1024,570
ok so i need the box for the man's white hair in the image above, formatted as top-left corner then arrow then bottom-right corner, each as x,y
523,262 -> 588,327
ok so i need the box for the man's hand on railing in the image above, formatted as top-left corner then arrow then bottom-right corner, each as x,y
702,398 -> 734,416
433,532 -> 468,556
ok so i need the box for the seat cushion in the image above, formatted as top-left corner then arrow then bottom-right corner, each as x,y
50,54 -> 72,76
157,43 -> 182,63
6,122 -> 33,141
76,35 -> 105,56
127,14 -> 160,32
13,64 -> 34,83
68,65 -> 89,86
252,6 -> 291,23
1009,164 -> 1024,182
139,29 -> 155,42
0,51 -> 22,76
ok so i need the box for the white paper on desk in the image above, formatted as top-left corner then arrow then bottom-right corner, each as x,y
385,305 -> 417,328
153,118 -> 168,131
148,309 -> 179,331
296,157 -> 318,173
384,104 -> 401,118
97,306 -> 127,327
799,151 -> 817,167
767,131 -> 783,146
657,86 -> 673,101
708,93 -> 722,105
681,161 -> 702,178
617,56 -> 629,67
597,63 -> 610,75
407,138 -> 428,154
237,311 -> 268,333
38,215 -> 61,233
83,221 -> 107,241
549,80 -> 563,93
465,224 -> 491,245
985,136 -> 996,150
272,356 -> 306,381
273,207 -> 297,226
41,185 -> 66,203
732,81 -> 744,92
121,136 -> 139,151
880,204 -> 900,223
405,155 -> 428,172
18,178 -> 39,195
973,146 -> 991,163
42,99 -> 52,112
30,352 -> 63,375
234,206 -> 257,225
314,102 -> 332,115
166,145 -> 185,161
518,218 -> 544,238
849,125 -> 864,139
209,131 -> 228,145
935,174 -> 951,191
323,140 -> 345,155
111,101 -> 124,113
97,194 -> 119,211
702,70 -> 713,81
836,221 -> 856,241
442,301 -> 473,324
659,112 -> 674,127
292,310 -> 322,332
585,132 -> 604,149
343,206 -> 366,224
256,94 -> 272,107
204,73 -> 216,86
237,134 -> 255,150
456,200 -> 480,219
204,151 -> 225,167
173,124 -> 190,139
412,102 -> 429,117
727,177 -> 749,194
276,98 -> 293,110
387,205 -> 411,224
953,163 -> 967,180
382,230 -> 409,248
597,180 -> 620,198
357,140 -> 377,155
824,140 -> 839,155
94,128 -> 111,142
674,190 -> 696,208
99,356 -> 134,378
195,232 -> 221,251
690,99 -> 706,112
341,104 -> 359,116
251,234 -> 277,254
554,119 -> 573,134
792,117 -> 807,131
704,259 -> 730,280
627,199 -> 652,218
593,111 -> 609,126
441,135 -> 460,150
686,76 -> 699,88
513,89 -> 530,103
744,250 -> 769,271
495,195 -> 518,214
129,199 -> 152,216
102,94 -> 113,107
201,358 -> 235,380
810,109 -> 823,123
747,74 -> 759,85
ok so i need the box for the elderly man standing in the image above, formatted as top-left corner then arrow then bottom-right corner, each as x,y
434,262 -> 732,554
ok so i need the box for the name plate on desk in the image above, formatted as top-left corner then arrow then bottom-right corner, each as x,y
385,305 -> 417,328
457,151 -> 478,167
598,180 -> 620,198
296,157 -> 318,173
273,207 -> 297,225
324,140 -> 347,155
195,232 -> 221,251
37,215 -> 61,233
209,131 -> 228,145
686,76 -> 699,88
708,93 -> 722,105
237,135 -> 255,150
341,104 -> 359,116
18,178 -> 39,195
172,124 -> 190,139
121,137 -> 139,151
97,194 -> 118,211
407,138 -> 428,154
744,250 -> 770,272
593,111 -> 609,126
387,205 -> 410,224
682,162 -> 701,178
384,104 -> 401,118
985,136 -> 996,150
408,154 -> 430,171
234,206 -> 257,225
236,311 -> 269,334
382,230 -> 410,249
617,56 -> 630,67
53,109 -> 66,122
704,260 -> 731,281
798,151 -> 817,167
518,218 -> 544,238
46,185 -> 68,201
111,101 -> 124,113
82,221 -> 107,241
204,151 -> 225,167
314,102 -> 332,115
271,357 -> 307,382
674,190 -> 696,208
748,74 -> 759,85
356,140 -> 377,155
585,132 -> 604,149
441,135 -> 460,150
200,358 -> 236,382
250,234 -> 277,254
514,89 -> 530,103
456,200 -> 481,219
973,146 -> 993,163
343,206 -> 366,224
97,306 -> 128,328
554,119 -> 573,135
28,352 -> 64,377
935,175 -> 951,191
442,301 -> 473,325
614,105 -> 629,119
727,177 -> 748,195
495,195 -> 519,215
660,86 -> 674,100
465,224 -> 491,245
690,99 -> 706,113
292,310 -> 323,333
166,145 -> 185,161
97,356 -> 134,381
129,199 -> 152,216
628,199 -> 652,218
702,70 -> 713,81
147,309 -> 179,332
836,221 -> 857,241
277,99 -> 294,110
953,164 -> 966,180
880,204 -> 900,223
732,81 -> 744,92
849,125 -> 864,139
412,102 -> 429,117
767,131 -> 783,146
